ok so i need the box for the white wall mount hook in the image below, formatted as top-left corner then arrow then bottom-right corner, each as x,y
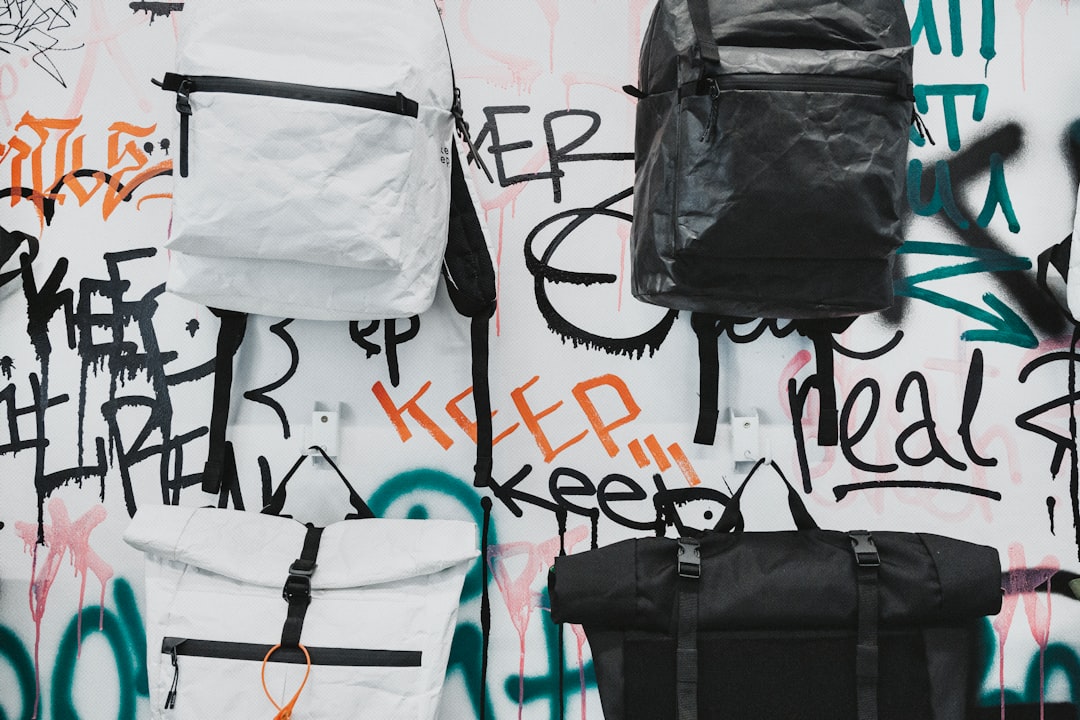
304,401 -> 341,460
730,410 -> 764,465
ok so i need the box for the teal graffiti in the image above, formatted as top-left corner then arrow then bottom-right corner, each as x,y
908,159 -> 970,228
368,468 -> 497,603
977,616 -> 1080,707
976,153 -> 1020,233
908,154 -> 1020,233
506,588 -> 597,720
914,84 -> 990,151
0,578 -> 147,720
910,0 -> 996,68
895,241 -> 1036,347
0,625 -> 36,720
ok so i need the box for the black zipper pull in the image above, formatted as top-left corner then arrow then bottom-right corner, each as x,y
699,78 -> 720,142
176,77 -> 193,178
165,644 -> 179,709
911,107 -> 935,146
452,87 -> 494,183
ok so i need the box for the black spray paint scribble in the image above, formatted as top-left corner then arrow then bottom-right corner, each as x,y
524,187 -> 678,359
128,1 -> 183,23
349,317 -> 421,388
2,236 -> 217,536
242,318 -> 298,440
0,0 -> 83,87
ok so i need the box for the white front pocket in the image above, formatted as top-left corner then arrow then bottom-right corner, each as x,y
161,74 -> 433,272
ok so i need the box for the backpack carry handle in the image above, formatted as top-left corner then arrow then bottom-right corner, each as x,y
712,459 -> 818,533
261,446 -> 376,520
679,0 -> 721,65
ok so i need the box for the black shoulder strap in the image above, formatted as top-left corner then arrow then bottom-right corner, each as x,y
280,523 -> 325,648
796,318 -> 855,447
443,142 -> 498,489
202,309 -> 248,494
690,313 -> 721,445
1036,234 -> 1074,322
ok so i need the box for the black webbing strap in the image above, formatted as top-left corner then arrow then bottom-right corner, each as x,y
808,327 -> 840,446
472,315 -> 494,487
479,497 -> 493,720
202,309 -> 247,494
675,537 -> 701,720
280,524 -> 324,648
849,531 -> 880,720
683,0 -> 720,63
690,313 -> 720,445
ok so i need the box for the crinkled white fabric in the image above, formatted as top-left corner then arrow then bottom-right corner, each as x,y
164,0 -> 455,320
124,506 -> 477,720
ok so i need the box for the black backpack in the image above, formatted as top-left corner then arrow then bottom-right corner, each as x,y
627,0 -> 919,445
549,460 -> 1003,720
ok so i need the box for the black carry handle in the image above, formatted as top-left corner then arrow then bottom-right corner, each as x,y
713,458 -> 819,533
681,0 -> 721,64
261,446 -> 375,520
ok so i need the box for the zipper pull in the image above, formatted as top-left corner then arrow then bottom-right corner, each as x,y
911,107 -> 936,146
165,644 -> 179,709
174,77 -> 193,178
452,87 -> 494,183
699,78 -> 720,142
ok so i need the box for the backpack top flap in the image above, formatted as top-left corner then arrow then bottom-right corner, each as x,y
549,530 -> 1002,631
124,505 -> 478,590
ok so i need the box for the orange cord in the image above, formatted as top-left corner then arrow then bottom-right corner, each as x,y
261,643 -> 312,720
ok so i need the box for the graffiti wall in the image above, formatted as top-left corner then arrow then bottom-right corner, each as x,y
1,0 -> 1080,717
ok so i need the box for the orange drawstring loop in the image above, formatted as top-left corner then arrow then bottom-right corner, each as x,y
261,643 -> 312,720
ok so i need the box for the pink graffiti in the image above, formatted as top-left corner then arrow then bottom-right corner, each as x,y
488,523 -> 590,719
993,543 -> 1058,719
458,0 -> 543,93
15,497 -> 114,719
64,0 -> 154,116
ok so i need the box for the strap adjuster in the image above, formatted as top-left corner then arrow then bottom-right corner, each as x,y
849,531 -> 880,568
677,538 -> 701,579
282,559 -> 316,602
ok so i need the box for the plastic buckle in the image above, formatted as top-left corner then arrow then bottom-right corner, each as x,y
282,559 -> 316,601
677,538 -> 701,579
849,531 -> 880,568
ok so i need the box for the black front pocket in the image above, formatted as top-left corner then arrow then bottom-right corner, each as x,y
671,71 -> 911,264
161,637 -> 421,710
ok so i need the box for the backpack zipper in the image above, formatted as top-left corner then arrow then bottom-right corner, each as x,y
694,73 -> 914,142
161,636 -> 422,709
153,73 -> 421,178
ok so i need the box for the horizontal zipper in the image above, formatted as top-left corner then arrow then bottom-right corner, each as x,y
683,73 -> 913,142
162,636 -> 422,666
152,72 -> 421,177
161,637 -> 422,710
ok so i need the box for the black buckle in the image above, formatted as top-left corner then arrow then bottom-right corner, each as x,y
849,531 -> 880,568
282,558 -> 316,601
677,538 -> 701,579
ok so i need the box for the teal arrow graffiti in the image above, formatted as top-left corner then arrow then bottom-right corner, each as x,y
896,241 -> 1037,348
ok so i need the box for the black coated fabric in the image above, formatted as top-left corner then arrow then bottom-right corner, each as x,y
549,462 -> 1003,720
630,0 -> 914,318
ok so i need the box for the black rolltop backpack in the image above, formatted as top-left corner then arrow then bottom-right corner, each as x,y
549,460 -> 1003,720
627,0 -> 921,446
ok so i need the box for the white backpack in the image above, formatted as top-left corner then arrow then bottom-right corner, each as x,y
124,504 -> 477,720
1068,182 -> 1080,319
158,0 -> 470,321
